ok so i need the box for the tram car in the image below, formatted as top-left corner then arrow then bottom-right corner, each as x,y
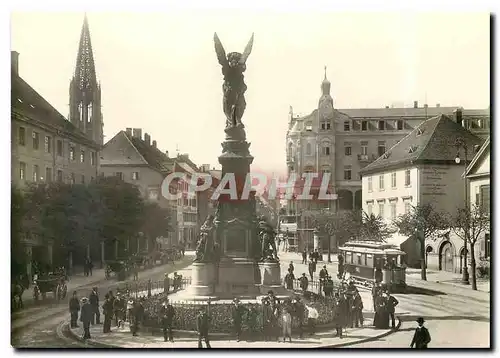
339,241 -> 407,293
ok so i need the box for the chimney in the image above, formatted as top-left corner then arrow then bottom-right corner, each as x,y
474,145 -> 481,154
183,153 -> 189,159
454,108 -> 463,127
436,103 -> 440,108
11,51 -> 19,76
152,140 -> 157,148
424,104 -> 428,109
413,100 -> 418,108
385,106 -> 389,109
125,128 -> 132,136
201,164 -> 210,172
132,128 -> 142,139
144,133 -> 151,145
165,150 -> 169,158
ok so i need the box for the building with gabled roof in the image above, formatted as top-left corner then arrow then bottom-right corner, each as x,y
360,113 -> 483,269
285,70 -> 489,252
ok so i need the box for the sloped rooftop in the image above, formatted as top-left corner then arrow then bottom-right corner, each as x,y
360,114 -> 483,175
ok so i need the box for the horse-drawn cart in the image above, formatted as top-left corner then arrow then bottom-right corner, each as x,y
33,274 -> 67,301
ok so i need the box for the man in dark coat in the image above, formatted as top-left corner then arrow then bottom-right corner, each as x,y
102,293 -> 114,333
284,270 -> 295,290
299,273 -> 309,292
319,266 -> 328,294
386,292 -> 399,328
231,298 -> 248,342
69,291 -> 80,328
292,297 -> 305,339
160,299 -> 175,342
334,293 -> 347,338
308,260 -> 316,280
89,287 -> 100,325
197,307 -> 211,348
352,292 -> 364,328
130,299 -> 144,336
80,297 -> 93,340
262,298 -> 276,341
410,317 -> 431,349
113,294 -> 124,326
302,249 -> 307,264
337,254 -> 345,279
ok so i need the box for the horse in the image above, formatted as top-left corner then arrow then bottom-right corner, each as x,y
11,282 -> 25,311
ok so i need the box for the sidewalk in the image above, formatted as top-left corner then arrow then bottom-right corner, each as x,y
405,270 -> 490,302
68,316 -> 398,348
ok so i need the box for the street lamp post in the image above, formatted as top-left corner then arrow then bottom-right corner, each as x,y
455,137 -> 470,285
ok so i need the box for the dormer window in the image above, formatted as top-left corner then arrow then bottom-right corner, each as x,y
305,121 -> 312,131
416,127 -> 424,136
344,121 -> 350,131
382,151 -> 391,159
17,98 -> 23,103
408,145 -> 418,154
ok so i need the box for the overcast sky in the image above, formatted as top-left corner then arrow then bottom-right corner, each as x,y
10,12 -> 490,176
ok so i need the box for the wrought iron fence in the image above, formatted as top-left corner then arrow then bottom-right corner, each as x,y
116,277 -> 192,298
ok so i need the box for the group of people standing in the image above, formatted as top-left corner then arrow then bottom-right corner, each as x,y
372,282 -> 399,329
68,287 -> 146,340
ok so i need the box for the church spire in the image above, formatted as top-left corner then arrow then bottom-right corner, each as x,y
69,14 -> 103,146
74,13 -> 97,93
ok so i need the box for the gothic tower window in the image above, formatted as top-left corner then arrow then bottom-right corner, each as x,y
78,102 -> 84,122
87,102 -> 93,123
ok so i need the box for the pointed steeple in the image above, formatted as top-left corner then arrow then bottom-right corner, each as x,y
69,14 -> 103,146
74,13 -> 97,93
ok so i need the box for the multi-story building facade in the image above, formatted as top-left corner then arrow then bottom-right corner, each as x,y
285,71 -> 490,251
286,71 -> 490,215
360,113 -> 484,269
100,128 -> 177,247
173,155 -> 201,249
424,136 -> 491,273
11,16 -> 103,280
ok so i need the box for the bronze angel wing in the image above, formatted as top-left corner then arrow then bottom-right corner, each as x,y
214,32 -> 228,67
239,33 -> 254,65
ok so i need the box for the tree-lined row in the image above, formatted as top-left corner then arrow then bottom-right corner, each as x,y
11,176 -> 173,278
307,202 -> 489,290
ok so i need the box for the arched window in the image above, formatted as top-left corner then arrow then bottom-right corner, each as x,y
78,103 -> 84,122
321,141 -> 331,156
288,142 -> 293,158
87,102 -> 93,123
306,143 -> 312,155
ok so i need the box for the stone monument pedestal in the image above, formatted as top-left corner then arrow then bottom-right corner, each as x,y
258,261 -> 290,296
215,256 -> 260,298
189,262 -> 217,296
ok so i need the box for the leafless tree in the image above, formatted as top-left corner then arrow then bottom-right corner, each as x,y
393,203 -> 448,281
449,204 -> 490,290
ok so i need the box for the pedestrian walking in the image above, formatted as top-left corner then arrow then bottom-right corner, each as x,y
352,292 -> 364,328
102,294 -> 113,333
69,291 -> 80,328
89,287 -> 100,325
386,292 -> 399,328
410,317 -> 431,349
160,299 -> 175,342
80,297 -> 93,340
197,306 -> 212,348
284,270 -> 295,290
288,262 -> 294,275
231,298 -> 248,342
292,297 -> 305,339
308,260 -> 316,280
262,298 -> 276,341
131,299 -> 144,336
281,308 -> 292,342
163,273 -> 170,293
337,253 -> 344,279
334,292 -> 347,339
371,282 -> 382,310
319,265 -> 328,294
246,304 -> 258,341
113,294 -> 124,326
299,273 -> 309,292
301,249 -> 307,264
